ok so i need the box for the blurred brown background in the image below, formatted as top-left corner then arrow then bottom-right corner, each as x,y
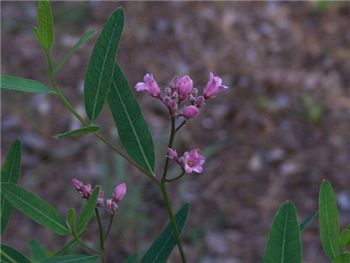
1,1 -> 350,263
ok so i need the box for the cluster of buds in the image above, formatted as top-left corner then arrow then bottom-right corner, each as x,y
72,179 -> 126,215
167,148 -> 205,174
135,72 -> 228,119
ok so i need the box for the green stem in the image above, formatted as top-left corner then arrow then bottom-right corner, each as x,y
43,50 -> 159,186
165,171 -> 185,183
104,215 -> 114,240
95,209 -> 105,263
71,228 -> 101,255
160,116 -> 187,263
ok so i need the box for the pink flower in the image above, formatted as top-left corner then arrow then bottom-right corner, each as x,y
178,75 -> 193,100
183,105 -> 199,119
97,190 -> 104,207
113,183 -> 126,202
203,72 -> 228,99
180,149 -> 205,174
106,199 -> 118,215
135,73 -> 160,97
167,148 -> 178,160
81,184 -> 92,199
72,178 -> 83,191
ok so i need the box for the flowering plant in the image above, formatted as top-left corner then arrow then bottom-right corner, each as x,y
0,1 -> 349,263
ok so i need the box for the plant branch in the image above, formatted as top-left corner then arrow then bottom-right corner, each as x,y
104,214 -> 114,240
165,171 -> 185,183
95,208 -> 105,263
44,50 -> 160,186
71,228 -> 101,255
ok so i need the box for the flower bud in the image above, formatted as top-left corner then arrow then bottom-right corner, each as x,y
170,76 -> 179,91
203,72 -> 229,99
195,96 -> 205,108
191,88 -> 198,97
81,184 -> 92,199
164,87 -> 172,96
113,183 -> 126,202
106,199 -> 118,215
167,148 -> 178,160
135,73 -> 160,97
183,105 -> 199,119
178,75 -> 193,100
72,178 -> 83,191
97,190 -> 104,207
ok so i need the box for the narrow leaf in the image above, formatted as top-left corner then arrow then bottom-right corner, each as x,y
77,186 -> 99,234
0,75 -> 54,94
40,254 -> 98,263
263,201 -> 302,263
35,0 -> 54,50
141,204 -> 190,263
84,8 -> 124,122
108,65 -> 155,173
1,183 -> 69,235
53,126 -> 100,139
54,31 -> 96,75
122,254 -> 138,263
28,239 -> 50,262
333,253 -> 350,263
340,225 -> 350,249
299,211 -> 318,232
0,244 -> 31,263
319,180 -> 340,259
1,139 -> 21,235
67,208 -> 77,231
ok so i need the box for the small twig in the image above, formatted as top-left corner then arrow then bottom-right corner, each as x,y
165,171 -> 185,183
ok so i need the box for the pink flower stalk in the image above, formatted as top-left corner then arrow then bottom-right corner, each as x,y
135,73 -> 160,97
97,190 -> 104,207
113,183 -> 126,202
72,178 -> 83,191
180,149 -> 205,174
106,199 -> 118,215
203,72 -> 229,99
178,75 -> 193,100
167,148 -> 178,160
183,105 -> 199,119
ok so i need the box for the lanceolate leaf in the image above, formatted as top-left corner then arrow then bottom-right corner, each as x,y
84,8 -> 124,122
263,201 -> 302,263
108,65 -> 155,174
0,244 -> 31,263
77,186 -> 99,234
28,239 -> 51,262
40,254 -> 98,263
141,204 -> 190,263
1,139 -> 22,235
0,75 -> 54,94
53,126 -> 100,139
340,225 -> 350,249
1,183 -> 69,235
35,0 -> 54,50
333,253 -> 350,263
319,180 -> 340,259
54,31 -> 96,75
299,211 -> 318,232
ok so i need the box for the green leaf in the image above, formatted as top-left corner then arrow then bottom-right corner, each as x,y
1,183 -> 69,235
141,204 -> 190,263
263,201 -> 302,263
333,253 -> 350,263
0,75 -> 54,94
319,180 -> 340,259
53,31 -> 96,75
28,239 -> 51,262
122,254 -> 138,263
1,139 -> 22,235
67,208 -> 77,231
340,225 -> 350,249
299,211 -> 318,232
108,65 -> 155,174
34,0 -> 54,50
0,244 -> 31,263
53,126 -> 100,139
40,254 -> 98,263
84,8 -> 124,122
77,186 -> 99,234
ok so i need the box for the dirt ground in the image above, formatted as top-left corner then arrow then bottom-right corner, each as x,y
1,1 -> 350,263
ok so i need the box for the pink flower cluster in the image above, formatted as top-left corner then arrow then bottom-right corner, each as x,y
72,179 -> 126,215
135,72 -> 228,119
167,148 -> 205,174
